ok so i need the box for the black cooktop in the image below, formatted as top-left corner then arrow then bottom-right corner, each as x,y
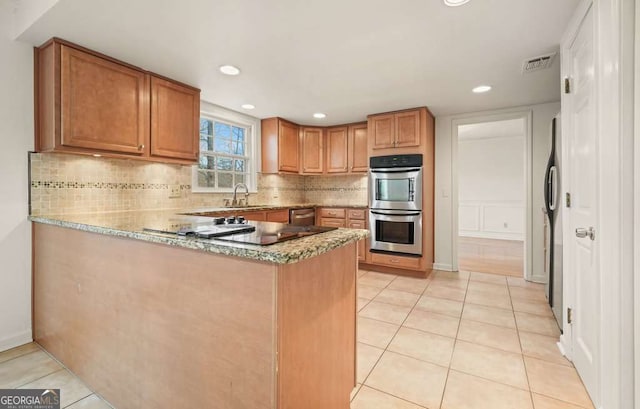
214,223 -> 338,246
143,220 -> 337,245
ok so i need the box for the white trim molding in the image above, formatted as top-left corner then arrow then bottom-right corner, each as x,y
562,0 -> 635,407
432,263 -> 454,272
635,0 -> 640,405
192,100 -> 261,194
458,200 -> 525,241
0,330 -> 32,353
450,111 -> 533,280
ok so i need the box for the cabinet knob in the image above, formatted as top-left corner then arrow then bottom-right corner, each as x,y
138,144 -> 145,150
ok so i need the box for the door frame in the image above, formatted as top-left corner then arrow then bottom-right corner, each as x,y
635,0 -> 640,405
561,0 -> 635,407
451,111 -> 533,280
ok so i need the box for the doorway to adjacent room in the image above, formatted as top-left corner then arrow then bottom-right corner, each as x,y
455,117 -> 528,278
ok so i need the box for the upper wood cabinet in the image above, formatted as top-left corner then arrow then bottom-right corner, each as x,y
395,110 -> 421,148
348,123 -> 368,173
150,76 -> 200,161
326,123 -> 368,174
59,45 -> 148,155
35,38 -> 200,164
300,127 -> 324,174
326,126 -> 348,173
369,108 -> 424,151
370,114 -> 395,150
262,119 -> 368,175
261,118 -> 300,173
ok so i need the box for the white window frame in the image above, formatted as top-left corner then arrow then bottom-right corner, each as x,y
192,104 -> 260,193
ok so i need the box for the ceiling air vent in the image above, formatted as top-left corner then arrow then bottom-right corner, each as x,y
522,53 -> 557,74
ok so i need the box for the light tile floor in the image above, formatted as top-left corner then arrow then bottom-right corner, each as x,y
0,343 -> 112,408
352,269 -> 595,409
0,269 -> 595,409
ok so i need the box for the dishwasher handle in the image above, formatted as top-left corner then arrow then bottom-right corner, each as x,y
289,209 -> 316,226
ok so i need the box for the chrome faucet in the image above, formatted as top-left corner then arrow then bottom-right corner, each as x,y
232,183 -> 249,207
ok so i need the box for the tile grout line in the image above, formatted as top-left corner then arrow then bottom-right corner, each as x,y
361,384 -> 428,409
14,367 -> 66,389
439,273 -> 471,408
356,271 -> 432,405
353,272 -> 399,401
0,349 -> 43,368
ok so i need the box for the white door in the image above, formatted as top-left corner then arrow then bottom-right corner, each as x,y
564,5 -> 599,404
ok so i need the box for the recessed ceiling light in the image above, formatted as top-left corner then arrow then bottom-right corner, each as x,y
472,85 -> 492,93
219,65 -> 240,76
92,154 -> 102,157
444,0 -> 471,6
241,104 -> 255,110
313,113 -> 327,119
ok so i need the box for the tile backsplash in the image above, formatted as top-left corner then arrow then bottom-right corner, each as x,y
30,153 -> 367,215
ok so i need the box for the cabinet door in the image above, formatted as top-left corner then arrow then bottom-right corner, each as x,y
395,110 -> 421,148
300,127 -> 324,174
241,211 -> 267,221
266,209 -> 290,223
348,219 -> 367,262
150,76 -> 200,161
370,114 -> 395,150
326,127 -> 348,173
348,124 -> 368,172
278,121 -> 300,173
60,45 -> 147,154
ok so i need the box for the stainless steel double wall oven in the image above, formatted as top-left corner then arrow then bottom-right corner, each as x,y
369,154 -> 423,256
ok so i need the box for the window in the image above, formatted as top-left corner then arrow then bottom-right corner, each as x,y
192,113 -> 258,193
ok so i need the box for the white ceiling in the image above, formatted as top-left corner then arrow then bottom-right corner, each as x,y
458,118 -> 525,140
14,0 -> 579,125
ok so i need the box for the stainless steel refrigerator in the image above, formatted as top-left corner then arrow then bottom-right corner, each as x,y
544,114 -> 563,330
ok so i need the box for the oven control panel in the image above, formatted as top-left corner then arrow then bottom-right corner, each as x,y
370,154 -> 423,169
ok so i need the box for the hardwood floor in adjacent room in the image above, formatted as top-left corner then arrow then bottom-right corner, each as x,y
458,236 -> 524,277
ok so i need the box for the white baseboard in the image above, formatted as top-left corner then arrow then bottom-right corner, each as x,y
0,330 -> 33,352
459,231 -> 525,241
432,263 -> 454,271
558,334 -> 572,361
527,272 -> 547,284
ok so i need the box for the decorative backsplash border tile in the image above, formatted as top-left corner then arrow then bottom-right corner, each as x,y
29,153 -> 368,215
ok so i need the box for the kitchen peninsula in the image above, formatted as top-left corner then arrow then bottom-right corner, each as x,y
30,209 -> 367,409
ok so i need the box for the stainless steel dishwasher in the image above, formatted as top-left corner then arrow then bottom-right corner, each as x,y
289,208 -> 316,226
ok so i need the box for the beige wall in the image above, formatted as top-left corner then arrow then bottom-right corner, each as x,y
0,1 -> 34,351
30,153 -> 367,215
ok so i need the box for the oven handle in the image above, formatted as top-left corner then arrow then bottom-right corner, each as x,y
370,167 -> 422,173
371,210 -> 422,216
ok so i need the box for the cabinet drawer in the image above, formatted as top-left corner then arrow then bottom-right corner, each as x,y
319,218 -> 346,228
347,209 -> 366,220
319,208 -> 346,218
347,220 -> 366,229
370,253 -> 421,270
266,209 -> 290,223
241,211 -> 267,221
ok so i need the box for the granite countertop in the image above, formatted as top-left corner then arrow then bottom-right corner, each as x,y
184,203 -> 368,215
29,207 -> 369,265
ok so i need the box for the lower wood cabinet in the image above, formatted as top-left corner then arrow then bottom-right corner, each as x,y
226,209 -> 290,223
370,253 -> 421,270
317,207 -> 368,262
241,211 -> 267,222
266,209 -> 290,223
